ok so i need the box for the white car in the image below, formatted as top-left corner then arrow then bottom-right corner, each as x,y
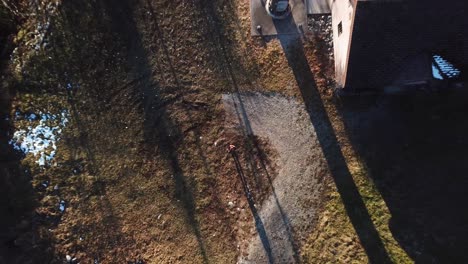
265,0 -> 290,19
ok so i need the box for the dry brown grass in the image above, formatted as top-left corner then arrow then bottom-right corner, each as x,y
3,0 -> 423,263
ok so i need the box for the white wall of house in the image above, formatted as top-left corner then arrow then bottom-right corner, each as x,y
331,0 -> 355,87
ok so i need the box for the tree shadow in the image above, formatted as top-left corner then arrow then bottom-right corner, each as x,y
274,15 -> 392,263
227,93 -> 302,262
339,91 -> 468,263
249,134 -> 301,263
141,0 -> 236,231
100,0 -> 211,262
17,1 -> 142,262
0,8 -> 62,261
64,79 -> 134,263
0,5 -> 16,68
231,150 -> 274,263
195,1 -> 301,262
0,83 -> 55,262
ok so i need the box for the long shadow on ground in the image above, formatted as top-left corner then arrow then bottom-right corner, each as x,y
0,90 -> 55,264
276,23 -> 392,263
13,1 -> 141,262
101,0 -> 209,262
195,1 -> 301,262
231,150 -> 274,263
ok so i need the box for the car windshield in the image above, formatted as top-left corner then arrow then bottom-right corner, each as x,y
276,2 -> 288,12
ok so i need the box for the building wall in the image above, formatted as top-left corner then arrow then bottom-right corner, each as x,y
332,0 -> 355,87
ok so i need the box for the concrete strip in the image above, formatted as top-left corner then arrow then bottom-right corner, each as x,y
250,0 -> 308,36
306,0 -> 332,14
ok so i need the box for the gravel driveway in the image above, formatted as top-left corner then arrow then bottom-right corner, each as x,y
223,93 -> 328,263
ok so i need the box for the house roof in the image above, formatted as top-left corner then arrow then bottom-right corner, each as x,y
344,0 -> 467,89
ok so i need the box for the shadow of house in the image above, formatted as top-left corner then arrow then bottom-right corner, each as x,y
331,0 -> 468,90
339,92 -> 468,262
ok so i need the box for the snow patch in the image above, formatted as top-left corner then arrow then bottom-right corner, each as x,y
433,54 -> 461,79
9,110 -> 69,166
59,200 -> 66,212
432,63 -> 443,80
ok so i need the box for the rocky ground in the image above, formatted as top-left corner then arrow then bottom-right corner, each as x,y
223,93 -> 328,263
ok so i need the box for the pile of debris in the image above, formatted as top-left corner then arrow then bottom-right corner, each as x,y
308,15 -> 333,60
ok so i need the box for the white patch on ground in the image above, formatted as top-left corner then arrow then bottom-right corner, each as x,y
9,110 -> 69,166
433,54 -> 461,79
59,200 -> 66,212
432,63 -> 444,80
223,93 -> 327,263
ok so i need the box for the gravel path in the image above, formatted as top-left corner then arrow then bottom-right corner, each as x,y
223,93 -> 328,263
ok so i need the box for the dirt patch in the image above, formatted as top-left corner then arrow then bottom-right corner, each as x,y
223,92 -> 328,263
